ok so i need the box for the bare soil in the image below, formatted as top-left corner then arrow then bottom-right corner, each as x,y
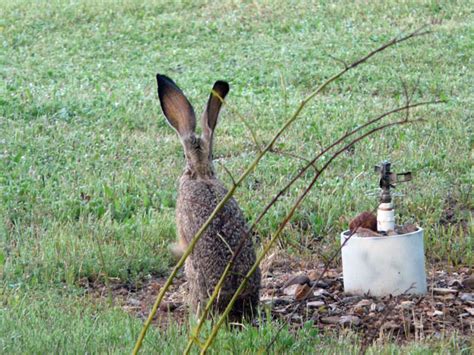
84,252 -> 473,344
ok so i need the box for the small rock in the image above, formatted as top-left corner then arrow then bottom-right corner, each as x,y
460,293 -> 474,304
370,303 -> 377,312
377,303 -> 386,312
128,298 -> 141,306
382,321 -> 399,330
295,284 -> 312,301
395,223 -> 418,234
355,227 -> 382,238
354,299 -> 372,308
282,274 -> 311,289
432,310 -> 444,317
259,295 -> 276,303
401,301 -> 415,309
310,280 -> 329,289
432,288 -> 458,295
307,300 -> 325,308
339,315 -> 361,326
283,284 -> 299,296
321,316 -> 340,324
314,288 -> 329,298
462,275 -> 474,290
341,296 -> 362,305
448,279 -> 463,288
290,314 -> 302,321
368,312 -> 376,318
260,295 -> 292,306
272,307 -> 290,314
465,307 -> 474,316
387,229 -> 398,236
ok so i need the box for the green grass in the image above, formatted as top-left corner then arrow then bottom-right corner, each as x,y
1,0 -> 472,352
1,287 -> 472,354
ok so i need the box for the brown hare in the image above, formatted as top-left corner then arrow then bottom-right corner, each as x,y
156,74 -> 260,320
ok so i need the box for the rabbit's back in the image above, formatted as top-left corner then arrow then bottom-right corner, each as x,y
177,176 -> 260,316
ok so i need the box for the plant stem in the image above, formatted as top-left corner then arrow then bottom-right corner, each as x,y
183,99 -> 440,354
132,26 -> 431,355
200,117 -> 428,353
183,30 -> 436,352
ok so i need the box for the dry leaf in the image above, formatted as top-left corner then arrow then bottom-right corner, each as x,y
295,284 -> 312,301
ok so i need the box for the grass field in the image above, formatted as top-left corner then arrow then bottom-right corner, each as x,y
1,0 -> 472,353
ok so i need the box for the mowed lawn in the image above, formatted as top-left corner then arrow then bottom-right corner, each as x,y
1,0 -> 472,353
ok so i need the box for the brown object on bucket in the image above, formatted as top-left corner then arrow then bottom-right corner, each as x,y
354,227 -> 382,237
349,211 -> 377,233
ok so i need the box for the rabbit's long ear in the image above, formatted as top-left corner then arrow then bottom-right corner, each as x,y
201,81 -> 230,155
156,74 -> 196,137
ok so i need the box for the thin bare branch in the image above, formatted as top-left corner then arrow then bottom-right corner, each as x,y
279,71 -> 289,117
347,26 -> 430,71
327,53 -> 349,69
399,75 -> 411,121
269,147 -> 320,174
186,99 -> 442,355
217,161 -> 237,186
201,116 -> 431,353
133,27 -> 435,355
210,88 -> 263,152
265,206 -> 378,352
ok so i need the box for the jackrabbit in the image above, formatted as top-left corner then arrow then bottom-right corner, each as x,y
156,74 -> 261,320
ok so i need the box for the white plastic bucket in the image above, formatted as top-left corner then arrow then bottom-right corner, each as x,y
340,228 -> 427,296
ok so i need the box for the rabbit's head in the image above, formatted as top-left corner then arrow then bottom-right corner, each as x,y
157,74 -> 229,179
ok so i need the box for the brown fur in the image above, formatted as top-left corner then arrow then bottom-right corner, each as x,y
156,74 -> 261,320
349,211 -> 377,233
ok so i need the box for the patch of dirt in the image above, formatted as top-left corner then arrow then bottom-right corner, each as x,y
439,193 -> 472,233
82,274 -> 188,328
261,257 -> 473,343
84,253 -> 473,343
